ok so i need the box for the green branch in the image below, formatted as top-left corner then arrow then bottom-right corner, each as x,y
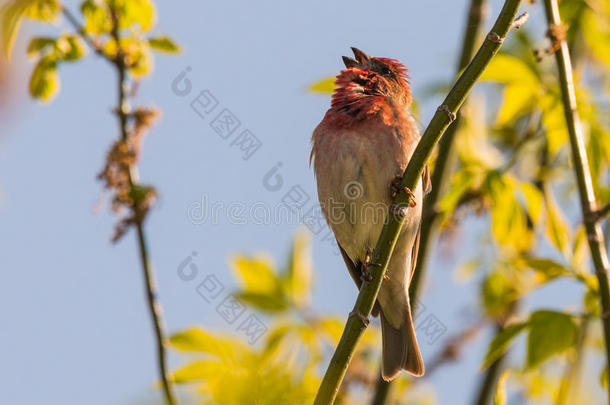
313,1 -> 523,403
410,0 -> 487,324
372,2 -> 489,401
541,1 -> 610,403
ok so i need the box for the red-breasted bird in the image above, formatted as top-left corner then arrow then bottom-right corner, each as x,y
311,47 -> 430,380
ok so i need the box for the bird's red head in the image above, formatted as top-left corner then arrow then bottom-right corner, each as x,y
331,47 -> 412,114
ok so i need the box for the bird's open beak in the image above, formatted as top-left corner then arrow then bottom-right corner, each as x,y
342,47 -> 370,68
351,47 -> 370,63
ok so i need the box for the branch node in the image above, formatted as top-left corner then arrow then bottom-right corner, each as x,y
486,31 -> 504,44
349,310 -> 370,327
585,204 -> 610,224
390,203 -> 409,218
510,12 -> 529,30
437,104 -> 457,123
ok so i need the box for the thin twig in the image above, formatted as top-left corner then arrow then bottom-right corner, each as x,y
473,323 -> 507,405
60,5 -> 106,59
109,10 -> 178,404
544,0 -> 610,403
541,1 -> 610,404
313,1 -> 523,403
63,4 -> 178,404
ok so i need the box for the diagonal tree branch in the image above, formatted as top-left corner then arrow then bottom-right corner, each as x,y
372,3 -> 489,402
541,1 -> 610,403
313,1 -> 524,403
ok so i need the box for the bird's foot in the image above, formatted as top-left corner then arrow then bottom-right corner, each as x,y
390,175 -> 417,207
349,310 -> 370,327
359,249 -> 380,283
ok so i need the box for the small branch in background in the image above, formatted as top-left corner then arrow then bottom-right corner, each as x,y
313,2 -> 523,403
59,5 -> 105,58
62,4 -> 178,405
473,327 -> 507,405
541,1 -> 610,404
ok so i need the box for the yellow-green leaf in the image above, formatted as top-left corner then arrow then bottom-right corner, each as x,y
487,172 -> 531,252
526,310 -> 577,369
497,84 -> 537,126
544,187 -> 571,256
308,76 -> 336,94
148,36 -> 180,53
1,0 -> 35,60
482,321 -> 528,369
480,53 -> 539,87
26,36 -> 55,57
581,9 -> 610,67
519,181 -> 543,225
235,291 -> 287,312
29,56 -> 59,101
55,34 -> 86,61
24,0 -> 59,22
169,328 -> 245,360
231,254 -> 280,295
113,0 -> 156,31
81,0 -> 112,34
541,93 -> 569,155
494,370 -> 510,405
171,359 -> 225,383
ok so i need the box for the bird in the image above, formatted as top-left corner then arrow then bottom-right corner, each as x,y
310,47 -> 430,380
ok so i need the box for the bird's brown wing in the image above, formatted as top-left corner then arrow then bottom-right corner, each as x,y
338,242 -> 362,289
338,242 -> 381,316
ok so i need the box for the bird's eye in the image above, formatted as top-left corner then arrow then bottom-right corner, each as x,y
380,66 -> 392,75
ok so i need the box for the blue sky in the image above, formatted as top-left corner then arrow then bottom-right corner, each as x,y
0,1 -> 596,404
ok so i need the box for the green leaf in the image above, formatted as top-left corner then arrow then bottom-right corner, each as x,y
482,322 -> 528,369
519,181 -> 543,226
169,328 -> 244,359
231,255 -> 281,295
148,36 -> 180,53
541,93 -> 569,156
81,0 -> 112,34
171,359 -> 225,383
1,0 -> 35,60
521,257 -> 569,280
526,310 -> 577,369
24,0 -> 59,22
494,370 -> 510,405
480,53 -> 540,86
29,55 -> 59,101
308,76 -> 336,94
113,0 -> 156,31
581,8 -> 610,67
285,229 -> 312,307
55,34 -> 86,61
487,172 -> 531,252
438,169 -> 476,213
544,187 -> 571,256
235,291 -> 287,312
26,36 -> 55,57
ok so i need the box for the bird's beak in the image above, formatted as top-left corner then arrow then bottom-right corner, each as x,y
351,47 -> 370,64
342,56 -> 359,68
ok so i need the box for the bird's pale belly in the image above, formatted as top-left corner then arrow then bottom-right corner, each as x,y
316,132 -> 422,265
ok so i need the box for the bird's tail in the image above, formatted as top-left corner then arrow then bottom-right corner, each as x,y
379,297 -> 424,380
